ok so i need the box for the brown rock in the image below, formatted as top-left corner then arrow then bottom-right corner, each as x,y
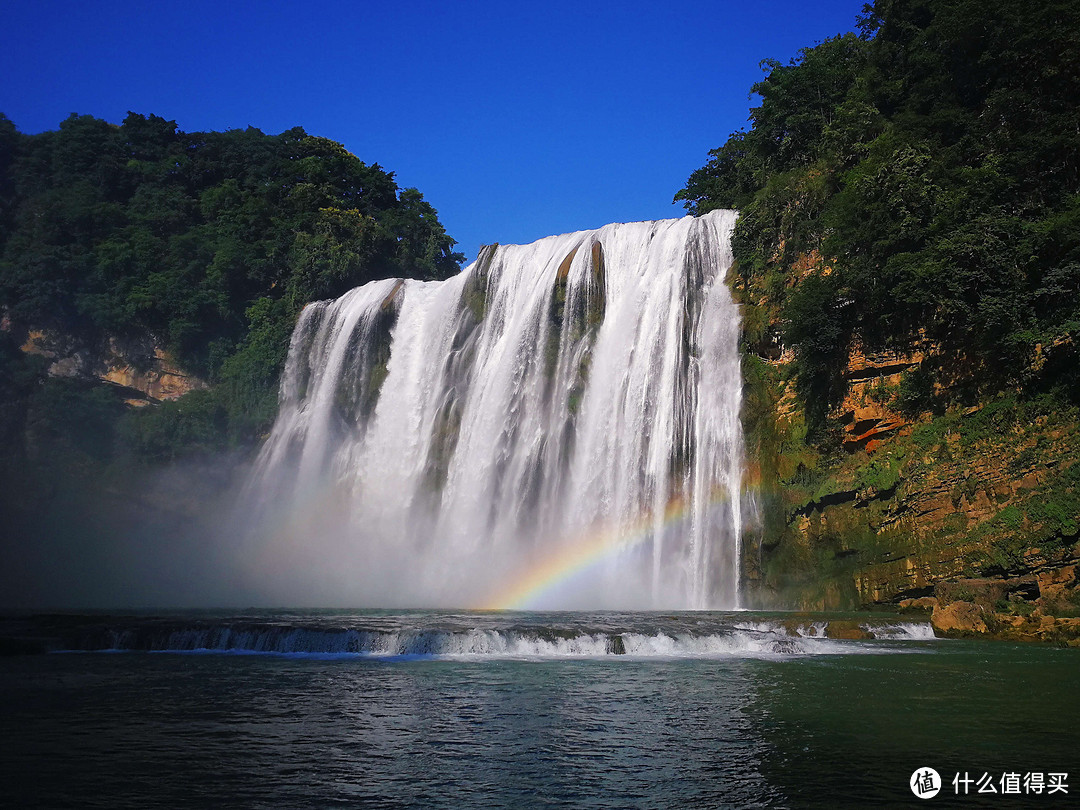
590,241 -> 605,286
555,246 -> 578,282
1037,565 -> 1077,600
824,620 -> 873,640
380,279 -> 404,311
837,398 -> 909,453
19,328 -> 208,403
101,345 -> 205,401
842,344 -> 924,382
898,596 -> 939,613
935,578 -> 1009,607
931,601 -> 989,635
20,329 -> 54,357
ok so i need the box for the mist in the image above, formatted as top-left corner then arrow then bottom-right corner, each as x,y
1,452 -> 248,609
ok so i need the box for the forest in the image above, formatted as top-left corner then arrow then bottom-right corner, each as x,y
675,0 -> 1080,617
677,0 -> 1080,431
0,113 -> 462,469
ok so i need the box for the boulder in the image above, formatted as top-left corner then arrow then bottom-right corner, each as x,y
824,620 -> 873,640
898,596 -> 939,614
931,600 -> 988,635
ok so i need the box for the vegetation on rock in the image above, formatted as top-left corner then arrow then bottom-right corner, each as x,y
679,0 -> 1080,424
681,0 -> 1080,632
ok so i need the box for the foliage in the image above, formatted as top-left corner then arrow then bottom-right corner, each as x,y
0,113 -> 464,453
118,389 -> 229,463
678,0 -> 1080,423
22,375 -> 127,478
0,113 -> 462,363
895,366 -> 934,415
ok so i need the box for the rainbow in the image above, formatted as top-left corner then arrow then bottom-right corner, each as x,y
479,493 -> 710,611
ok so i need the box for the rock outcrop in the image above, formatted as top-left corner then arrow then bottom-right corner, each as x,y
930,600 -> 989,635
742,296 -> 1080,644
838,345 -> 923,453
18,328 -> 206,406
905,575 -> 1080,644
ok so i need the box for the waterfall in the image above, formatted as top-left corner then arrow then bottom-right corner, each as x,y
240,210 -> 744,610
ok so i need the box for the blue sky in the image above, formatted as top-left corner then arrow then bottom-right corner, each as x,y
1,0 -> 864,264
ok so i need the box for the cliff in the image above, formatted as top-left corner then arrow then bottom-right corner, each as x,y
17,325 -> 207,405
739,269 -> 1080,643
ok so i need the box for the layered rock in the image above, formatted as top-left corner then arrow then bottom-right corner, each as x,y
18,328 -> 206,406
742,298 -> 1080,642
836,345 -> 922,452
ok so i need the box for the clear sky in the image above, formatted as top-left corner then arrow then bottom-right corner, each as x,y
1,0 -> 864,264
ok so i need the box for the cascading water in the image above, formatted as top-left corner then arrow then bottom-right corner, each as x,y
239,210 -> 744,609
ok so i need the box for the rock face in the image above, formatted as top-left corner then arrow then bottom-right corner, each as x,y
838,345 -> 923,453
740,282 -> 1080,643
19,328 -> 206,405
1037,565 -> 1078,601
923,578 -> 1080,644
931,600 -> 989,635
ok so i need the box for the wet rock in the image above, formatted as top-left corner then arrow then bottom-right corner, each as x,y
555,246 -> 578,282
823,620 -> 873,640
931,600 -> 988,635
380,279 -> 405,311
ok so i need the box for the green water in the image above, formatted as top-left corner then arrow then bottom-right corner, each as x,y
744,641 -> 1078,806
1,611 -> 1077,808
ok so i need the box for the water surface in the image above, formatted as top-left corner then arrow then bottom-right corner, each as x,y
2,610 -> 1076,808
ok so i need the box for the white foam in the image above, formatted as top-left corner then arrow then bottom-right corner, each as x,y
67,620 -> 936,660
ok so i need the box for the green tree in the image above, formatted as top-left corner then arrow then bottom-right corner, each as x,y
0,111 -> 465,452
678,0 -> 1080,423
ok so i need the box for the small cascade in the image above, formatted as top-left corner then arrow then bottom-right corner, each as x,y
34,613 -> 939,658
241,211 -> 745,609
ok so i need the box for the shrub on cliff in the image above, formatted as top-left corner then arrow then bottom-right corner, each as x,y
678,0 -> 1080,426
